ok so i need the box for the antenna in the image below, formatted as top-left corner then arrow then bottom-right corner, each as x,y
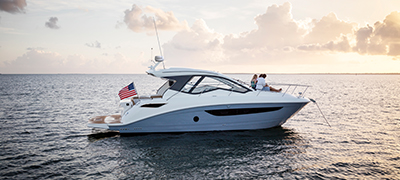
153,17 -> 165,69
153,17 -> 163,57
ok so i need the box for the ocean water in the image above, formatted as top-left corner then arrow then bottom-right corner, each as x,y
0,74 -> 399,179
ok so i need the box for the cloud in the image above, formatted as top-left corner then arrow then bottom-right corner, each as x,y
0,0 -> 26,14
351,11 -> 400,57
0,49 -> 146,74
122,4 -> 189,34
4,2 -> 399,74
296,11 -> 400,58
163,2 -> 400,71
374,11 -> 400,41
167,19 -> 222,51
85,41 -> 101,48
2,49 -> 63,73
304,12 -> 356,44
45,17 -> 60,29
164,2 -> 312,68
388,43 -> 400,56
136,2 -> 400,71
298,36 -> 351,52
353,25 -> 373,54
163,19 -> 225,66
26,47 -> 45,51
223,2 -> 305,50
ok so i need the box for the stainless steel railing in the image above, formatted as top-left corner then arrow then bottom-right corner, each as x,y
260,83 -> 311,97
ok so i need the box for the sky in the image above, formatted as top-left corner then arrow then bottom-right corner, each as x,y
0,0 -> 400,74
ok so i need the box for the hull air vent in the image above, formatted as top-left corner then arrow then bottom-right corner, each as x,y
205,107 -> 283,116
141,103 -> 165,108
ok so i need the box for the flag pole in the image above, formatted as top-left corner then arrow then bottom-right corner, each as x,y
132,81 -> 138,98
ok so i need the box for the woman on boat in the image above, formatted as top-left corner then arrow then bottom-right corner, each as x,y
250,74 -> 258,90
256,74 -> 282,92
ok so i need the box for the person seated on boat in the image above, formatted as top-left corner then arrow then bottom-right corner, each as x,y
256,74 -> 282,92
250,74 -> 258,90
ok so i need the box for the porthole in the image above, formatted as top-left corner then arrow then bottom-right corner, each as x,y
193,116 -> 199,122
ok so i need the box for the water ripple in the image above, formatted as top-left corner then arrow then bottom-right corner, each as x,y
1,74 -> 400,179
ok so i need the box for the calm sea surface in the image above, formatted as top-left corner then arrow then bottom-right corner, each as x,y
1,74 -> 399,179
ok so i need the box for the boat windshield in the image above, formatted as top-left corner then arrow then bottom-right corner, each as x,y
181,76 -> 249,94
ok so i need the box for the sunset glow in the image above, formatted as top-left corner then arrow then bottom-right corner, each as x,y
1,0 -> 399,74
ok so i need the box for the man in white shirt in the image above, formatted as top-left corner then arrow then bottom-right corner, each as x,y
255,74 -> 282,92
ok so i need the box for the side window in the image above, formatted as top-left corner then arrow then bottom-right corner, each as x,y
181,76 -> 201,93
215,77 -> 249,93
156,80 -> 175,95
192,77 -> 230,93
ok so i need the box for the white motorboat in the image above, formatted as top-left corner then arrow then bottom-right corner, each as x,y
88,56 -> 310,133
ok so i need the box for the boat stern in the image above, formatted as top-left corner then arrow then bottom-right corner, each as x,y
87,115 -> 122,130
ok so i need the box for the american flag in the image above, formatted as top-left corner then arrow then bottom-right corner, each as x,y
118,82 -> 137,100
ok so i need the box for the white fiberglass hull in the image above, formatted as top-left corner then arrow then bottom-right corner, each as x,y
90,100 -> 309,133
88,66 -> 312,134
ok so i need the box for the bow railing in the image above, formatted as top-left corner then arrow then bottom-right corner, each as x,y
268,83 -> 311,97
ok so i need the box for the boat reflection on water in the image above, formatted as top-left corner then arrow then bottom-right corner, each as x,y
87,127 -> 309,178
87,129 -> 121,142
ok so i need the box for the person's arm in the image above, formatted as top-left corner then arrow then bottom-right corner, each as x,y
263,79 -> 268,87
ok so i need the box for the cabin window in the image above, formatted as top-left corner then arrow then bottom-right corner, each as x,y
184,76 -> 249,94
192,76 -> 230,93
181,76 -> 202,93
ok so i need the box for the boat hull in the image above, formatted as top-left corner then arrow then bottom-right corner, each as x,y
107,102 -> 308,133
